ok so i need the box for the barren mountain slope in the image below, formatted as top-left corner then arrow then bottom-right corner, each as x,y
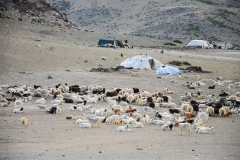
47,0 -> 240,45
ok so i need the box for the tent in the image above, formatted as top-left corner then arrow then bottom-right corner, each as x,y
156,65 -> 180,75
120,54 -> 163,70
97,38 -> 125,48
186,40 -> 213,49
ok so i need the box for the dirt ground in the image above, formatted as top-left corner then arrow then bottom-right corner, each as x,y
0,19 -> 240,160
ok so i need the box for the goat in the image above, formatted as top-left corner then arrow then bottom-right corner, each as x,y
21,117 -> 28,126
117,124 -> 133,132
179,122 -> 191,136
195,126 -> 214,134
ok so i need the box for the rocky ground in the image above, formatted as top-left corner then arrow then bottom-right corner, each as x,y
0,18 -> 240,160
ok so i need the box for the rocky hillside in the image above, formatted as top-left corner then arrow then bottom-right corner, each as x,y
46,0 -> 240,45
0,0 -> 79,29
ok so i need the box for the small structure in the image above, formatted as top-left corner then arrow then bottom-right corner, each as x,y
120,54 -> 163,70
214,42 -> 233,49
97,38 -> 124,48
186,40 -> 213,49
156,65 -> 180,75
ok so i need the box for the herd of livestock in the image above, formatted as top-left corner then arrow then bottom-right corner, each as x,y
0,78 -> 240,135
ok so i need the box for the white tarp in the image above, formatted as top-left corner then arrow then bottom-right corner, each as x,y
156,65 -> 180,75
186,40 -> 212,48
120,54 -> 163,70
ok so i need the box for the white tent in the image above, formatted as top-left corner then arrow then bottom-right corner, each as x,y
120,54 -> 163,70
186,40 -> 213,49
156,65 -> 180,75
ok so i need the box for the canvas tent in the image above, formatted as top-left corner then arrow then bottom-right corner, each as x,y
120,54 -> 163,70
215,42 -> 233,49
156,65 -> 180,75
186,40 -> 213,49
97,38 -> 124,48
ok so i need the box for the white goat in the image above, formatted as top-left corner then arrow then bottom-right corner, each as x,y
179,122 -> 191,136
117,124 -> 133,132
195,126 -> 214,134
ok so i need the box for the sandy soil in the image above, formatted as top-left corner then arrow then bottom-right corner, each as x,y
0,19 -> 240,160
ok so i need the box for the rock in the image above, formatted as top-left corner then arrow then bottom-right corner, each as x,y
47,75 -> 53,79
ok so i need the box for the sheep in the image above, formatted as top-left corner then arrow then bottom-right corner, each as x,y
195,112 -> 209,122
186,105 -> 194,113
120,116 -> 135,124
141,114 -> 150,124
105,115 -> 121,124
117,124 -> 133,132
179,122 -> 191,136
128,112 -> 142,120
206,107 -> 215,116
132,119 -> 144,128
56,106 -> 61,115
195,126 -> 214,134
93,108 -> 105,116
140,91 -> 151,98
181,103 -> 190,112
161,95 -> 172,102
120,101 -> 129,107
159,102 -> 170,108
35,98 -> 47,105
79,122 -> 91,128
13,107 -> 23,113
21,117 -> 28,126
219,108 -> 227,117
192,120 -> 204,129
0,101 -> 11,107
14,97 -> 23,107
161,124 -> 170,131
126,94 -> 135,103
68,105 -> 77,111
136,98 -> 147,106
143,106 -> 154,113
150,119 -> 165,125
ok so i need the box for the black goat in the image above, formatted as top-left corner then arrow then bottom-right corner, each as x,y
169,108 -> 180,114
208,85 -> 215,89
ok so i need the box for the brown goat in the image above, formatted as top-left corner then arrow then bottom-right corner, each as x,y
125,108 -> 137,113
223,112 -> 232,117
184,112 -> 196,120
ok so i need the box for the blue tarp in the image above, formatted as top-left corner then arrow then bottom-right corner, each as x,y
156,65 -> 180,75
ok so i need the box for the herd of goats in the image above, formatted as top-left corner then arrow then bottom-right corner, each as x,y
0,78 -> 240,135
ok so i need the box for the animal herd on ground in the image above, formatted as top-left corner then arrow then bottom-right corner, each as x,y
0,76 -> 240,136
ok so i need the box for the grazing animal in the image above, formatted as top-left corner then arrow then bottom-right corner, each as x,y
13,107 -> 23,113
195,126 -> 214,134
117,124 -> 132,132
179,122 -> 191,136
169,108 -> 180,114
208,85 -> 215,89
79,122 -> 91,128
161,124 -> 170,131
46,106 -> 57,114
35,98 -> 47,105
184,112 -> 196,120
66,115 -> 73,120
86,116 -> 103,127
219,108 -> 227,117
132,120 -> 144,128
21,117 -> 28,126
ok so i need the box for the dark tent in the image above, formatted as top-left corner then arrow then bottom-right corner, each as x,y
97,38 -> 125,48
